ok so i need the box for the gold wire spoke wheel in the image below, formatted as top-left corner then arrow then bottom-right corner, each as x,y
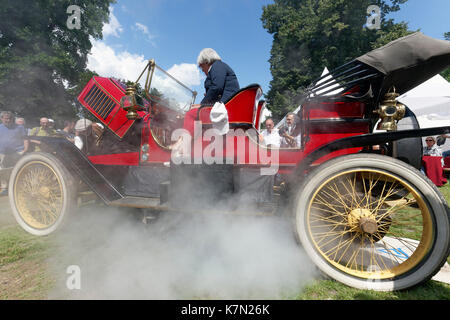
14,161 -> 64,229
307,169 -> 432,280
294,154 -> 450,291
9,153 -> 76,236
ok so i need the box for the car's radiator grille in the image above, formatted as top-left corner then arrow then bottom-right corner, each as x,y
78,76 -> 134,139
84,84 -> 117,120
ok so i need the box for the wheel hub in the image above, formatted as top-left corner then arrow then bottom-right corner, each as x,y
39,186 -> 51,198
347,208 -> 378,234
359,217 -> 378,234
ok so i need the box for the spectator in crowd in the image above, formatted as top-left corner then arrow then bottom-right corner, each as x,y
0,111 -> 29,195
0,111 -> 28,161
57,120 -> 76,143
259,118 -> 281,147
29,117 -> 57,137
423,136 -> 442,156
29,117 -> 58,151
15,117 -> 30,135
279,112 -> 301,148
74,119 -> 92,151
421,136 -> 445,176
74,119 -> 104,153
15,117 -> 25,126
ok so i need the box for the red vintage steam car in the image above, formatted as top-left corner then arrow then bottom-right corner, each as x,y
5,32 -> 450,291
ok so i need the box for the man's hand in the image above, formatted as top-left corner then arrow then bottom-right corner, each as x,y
283,134 -> 297,147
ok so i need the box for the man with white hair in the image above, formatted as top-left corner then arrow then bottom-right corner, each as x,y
176,48 -> 240,142
197,48 -> 240,104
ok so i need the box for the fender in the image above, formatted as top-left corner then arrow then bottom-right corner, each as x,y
30,136 -> 123,203
394,106 -> 422,169
293,125 -> 450,180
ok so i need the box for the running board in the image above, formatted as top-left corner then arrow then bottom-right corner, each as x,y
109,196 -> 168,210
109,196 -> 279,216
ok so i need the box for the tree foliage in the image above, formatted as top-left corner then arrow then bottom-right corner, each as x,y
261,0 -> 413,120
0,0 -> 114,127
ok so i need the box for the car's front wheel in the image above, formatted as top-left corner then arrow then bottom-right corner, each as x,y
9,152 -> 77,236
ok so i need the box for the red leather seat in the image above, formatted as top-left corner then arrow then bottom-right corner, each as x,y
197,84 -> 262,129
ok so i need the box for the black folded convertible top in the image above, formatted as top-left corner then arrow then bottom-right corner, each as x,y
356,32 -> 450,96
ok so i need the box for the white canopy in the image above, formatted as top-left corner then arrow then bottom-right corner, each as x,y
397,74 -> 450,150
397,74 -> 450,117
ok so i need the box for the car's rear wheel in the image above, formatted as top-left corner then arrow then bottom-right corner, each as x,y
293,154 -> 450,291
9,152 -> 77,236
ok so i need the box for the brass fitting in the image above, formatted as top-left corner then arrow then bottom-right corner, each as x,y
374,87 -> 406,131
121,85 -> 141,120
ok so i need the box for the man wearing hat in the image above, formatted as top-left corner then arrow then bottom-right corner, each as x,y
74,119 -> 104,153
74,118 -> 92,151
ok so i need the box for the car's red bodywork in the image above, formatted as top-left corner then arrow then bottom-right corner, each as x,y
78,76 -> 371,175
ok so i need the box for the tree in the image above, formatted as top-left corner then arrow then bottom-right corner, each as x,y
441,32 -> 450,82
0,0 -> 114,127
261,0 -> 413,120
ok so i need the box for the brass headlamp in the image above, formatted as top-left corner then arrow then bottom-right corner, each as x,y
374,87 -> 406,131
120,85 -> 143,120
120,59 -> 157,120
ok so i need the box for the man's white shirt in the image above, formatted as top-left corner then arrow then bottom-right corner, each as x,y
261,128 -> 281,147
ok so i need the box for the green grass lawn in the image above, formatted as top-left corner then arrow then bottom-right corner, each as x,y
294,278 -> 450,300
0,226 -> 56,299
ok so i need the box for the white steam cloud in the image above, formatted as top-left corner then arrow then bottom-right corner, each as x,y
47,205 -> 319,299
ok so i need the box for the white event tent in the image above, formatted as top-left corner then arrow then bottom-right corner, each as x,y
396,74 -> 450,151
